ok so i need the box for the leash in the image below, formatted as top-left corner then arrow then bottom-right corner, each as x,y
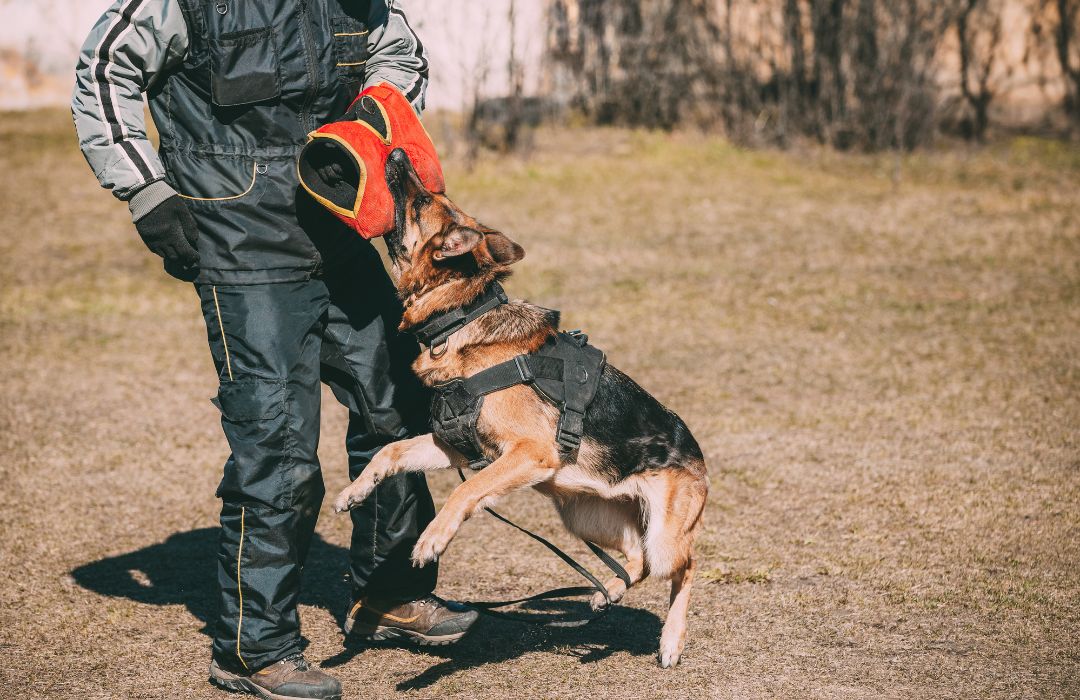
456,469 -> 632,628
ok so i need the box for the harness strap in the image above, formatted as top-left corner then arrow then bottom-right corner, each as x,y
556,409 -> 586,453
456,469 -> 632,628
408,282 -> 508,348
460,353 -> 564,398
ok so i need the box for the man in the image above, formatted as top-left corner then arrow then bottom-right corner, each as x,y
72,2 -> 477,698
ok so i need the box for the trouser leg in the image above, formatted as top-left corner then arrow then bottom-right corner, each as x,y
342,413 -> 437,600
319,245 -> 438,601
199,280 -> 329,673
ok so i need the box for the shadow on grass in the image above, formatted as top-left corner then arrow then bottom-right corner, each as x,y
70,527 -> 663,685
322,602 -> 664,690
69,527 -> 351,637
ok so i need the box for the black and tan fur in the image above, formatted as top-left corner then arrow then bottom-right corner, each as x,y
334,150 -> 708,667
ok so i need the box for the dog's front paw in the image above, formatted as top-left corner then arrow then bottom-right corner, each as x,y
333,478 -> 375,513
410,531 -> 450,567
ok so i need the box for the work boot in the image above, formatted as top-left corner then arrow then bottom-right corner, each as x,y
344,594 -> 480,646
209,654 -> 342,700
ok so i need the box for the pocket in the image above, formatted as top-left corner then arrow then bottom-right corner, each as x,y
331,17 -> 369,80
210,26 -> 281,107
212,377 -> 292,508
173,154 -> 265,202
213,378 -> 286,422
172,157 -> 319,273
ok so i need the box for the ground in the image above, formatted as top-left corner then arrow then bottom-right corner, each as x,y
1,109 -> 1078,699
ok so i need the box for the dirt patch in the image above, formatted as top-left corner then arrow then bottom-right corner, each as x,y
1,110 -> 1077,699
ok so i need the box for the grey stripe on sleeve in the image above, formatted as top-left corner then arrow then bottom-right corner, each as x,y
90,0 -> 157,183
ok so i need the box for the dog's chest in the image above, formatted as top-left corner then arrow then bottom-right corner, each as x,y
429,331 -> 606,469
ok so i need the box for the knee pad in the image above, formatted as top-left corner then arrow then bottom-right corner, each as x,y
214,377 -> 323,510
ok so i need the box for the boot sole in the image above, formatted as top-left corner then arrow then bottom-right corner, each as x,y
346,624 -> 469,646
209,662 -> 341,700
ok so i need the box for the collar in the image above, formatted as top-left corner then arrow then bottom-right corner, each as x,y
407,282 -> 509,348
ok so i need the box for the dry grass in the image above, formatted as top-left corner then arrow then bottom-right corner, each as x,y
1,109 -> 1078,699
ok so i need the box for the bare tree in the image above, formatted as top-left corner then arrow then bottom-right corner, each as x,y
503,0 -> 527,151
956,0 -> 1005,141
461,0 -> 543,156
1028,0 -> 1080,132
811,0 -> 848,140
546,0 -> 723,129
1049,0 -> 1080,130
547,0 -> 954,150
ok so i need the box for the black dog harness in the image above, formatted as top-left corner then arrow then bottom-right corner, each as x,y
407,284 -> 628,625
431,330 -> 606,469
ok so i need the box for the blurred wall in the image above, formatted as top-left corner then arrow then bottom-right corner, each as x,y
0,0 -> 545,111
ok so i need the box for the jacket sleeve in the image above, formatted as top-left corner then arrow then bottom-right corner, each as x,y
72,0 -> 189,210
365,0 -> 430,115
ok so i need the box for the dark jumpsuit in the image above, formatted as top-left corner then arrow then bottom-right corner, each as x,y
72,0 -> 437,673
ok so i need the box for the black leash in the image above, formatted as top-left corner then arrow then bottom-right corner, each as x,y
456,469 -> 632,628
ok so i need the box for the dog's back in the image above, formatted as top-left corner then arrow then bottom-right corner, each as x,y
584,365 -> 705,481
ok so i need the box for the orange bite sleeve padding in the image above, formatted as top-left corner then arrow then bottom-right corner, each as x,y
297,83 -> 445,239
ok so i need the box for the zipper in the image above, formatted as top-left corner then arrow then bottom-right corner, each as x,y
296,0 -> 321,134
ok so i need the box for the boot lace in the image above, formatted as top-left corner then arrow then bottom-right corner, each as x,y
283,653 -> 310,672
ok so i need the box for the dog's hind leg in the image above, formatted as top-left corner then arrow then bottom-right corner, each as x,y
547,494 -> 647,610
639,468 -> 707,667
659,555 -> 694,668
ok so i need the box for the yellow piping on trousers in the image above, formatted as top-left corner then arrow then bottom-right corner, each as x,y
236,506 -> 249,670
212,286 -> 234,381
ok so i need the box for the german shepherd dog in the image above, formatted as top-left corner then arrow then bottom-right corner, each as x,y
334,149 -> 709,667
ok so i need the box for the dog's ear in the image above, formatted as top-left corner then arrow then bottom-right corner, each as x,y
433,227 -> 484,260
483,231 -> 525,266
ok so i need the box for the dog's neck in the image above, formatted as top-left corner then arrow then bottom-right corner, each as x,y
399,271 -> 498,329
400,275 -> 559,385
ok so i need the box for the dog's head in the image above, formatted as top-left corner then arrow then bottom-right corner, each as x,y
384,148 -> 524,295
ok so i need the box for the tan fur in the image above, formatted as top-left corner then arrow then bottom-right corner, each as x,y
335,156 -> 708,666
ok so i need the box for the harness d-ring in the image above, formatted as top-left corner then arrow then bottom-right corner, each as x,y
429,340 -> 448,358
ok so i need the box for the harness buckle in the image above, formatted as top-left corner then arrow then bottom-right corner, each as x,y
556,408 -> 585,454
557,432 -> 582,452
436,378 -> 475,415
565,330 -> 589,347
513,355 -> 534,383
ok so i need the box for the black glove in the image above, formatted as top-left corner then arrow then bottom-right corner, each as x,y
316,159 -> 348,188
134,195 -> 200,275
